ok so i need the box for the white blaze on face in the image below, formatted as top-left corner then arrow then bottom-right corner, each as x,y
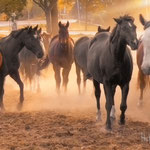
141,27 -> 150,72
34,32 -> 45,54
34,33 -> 38,39
128,22 -> 132,27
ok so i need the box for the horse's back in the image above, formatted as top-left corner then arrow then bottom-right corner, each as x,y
87,32 -> 110,81
74,36 -> 90,74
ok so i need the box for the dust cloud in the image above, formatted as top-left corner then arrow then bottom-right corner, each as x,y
3,51 -> 150,123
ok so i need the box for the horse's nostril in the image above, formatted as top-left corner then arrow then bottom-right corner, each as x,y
37,52 -> 43,58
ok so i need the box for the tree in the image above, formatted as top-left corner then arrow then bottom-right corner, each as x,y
58,0 -> 75,18
79,0 -> 105,30
26,0 -> 33,20
0,0 -> 27,19
33,0 -> 58,35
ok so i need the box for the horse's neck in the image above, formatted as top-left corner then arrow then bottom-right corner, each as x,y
5,36 -> 24,57
111,34 -> 126,63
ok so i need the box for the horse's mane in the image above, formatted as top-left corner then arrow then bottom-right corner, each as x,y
0,27 -> 28,42
50,34 -> 74,45
50,35 -> 59,44
110,15 -> 134,43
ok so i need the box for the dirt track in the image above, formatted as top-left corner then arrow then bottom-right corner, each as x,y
1,53 -> 150,149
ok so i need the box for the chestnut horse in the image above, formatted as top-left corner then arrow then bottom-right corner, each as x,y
137,14 -> 150,106
40,21 -> 74,93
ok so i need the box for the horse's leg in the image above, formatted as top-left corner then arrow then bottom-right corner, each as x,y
110,85 -> 117,120
93,79 -> 101,121
103,82 -> 113,130
119,83 -> 129,125
83,73 -> 86,93
53,65 -> 61,94
36,75 -> 41,93
137,70 -> 145,106
62,66 -> 71,92
9,71 -> 24,110
75,62 -> 81,94
0,75 -> 5,111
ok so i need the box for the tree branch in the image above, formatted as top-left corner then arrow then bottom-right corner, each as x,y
33,0 -> 45,11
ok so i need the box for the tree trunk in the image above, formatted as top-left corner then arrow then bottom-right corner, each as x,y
45,11 -> 52,33
85,0 -> 88,31
51,1 -> 58,36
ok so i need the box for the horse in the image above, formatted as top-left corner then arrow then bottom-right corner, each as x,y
87,15 -> 138,130
0,26 -> 44,111
41,32 -> 51,53
137,14 -> 150,106
19,27 -> 44,92
74,26 -> 110,94
40,21 -> 74,93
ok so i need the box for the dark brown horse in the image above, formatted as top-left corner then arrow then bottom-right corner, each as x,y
74,26 -> 110,94
0,26 -> 44,111
87,15 -> 138,130
137,14 -> 150,106
40,21 -> 74,93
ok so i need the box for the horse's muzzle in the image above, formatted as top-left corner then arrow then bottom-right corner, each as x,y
37,51 -> 44,58
130,39 -> 138,50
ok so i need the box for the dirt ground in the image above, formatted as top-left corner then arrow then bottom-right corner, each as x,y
1,45 -> 150,149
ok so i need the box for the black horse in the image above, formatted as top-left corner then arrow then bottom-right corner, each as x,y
0,26 -> 44,111
87,15 -> 138,130
19,27 -> 43,92
74,26 -> 110,94
40,21 -> 74,93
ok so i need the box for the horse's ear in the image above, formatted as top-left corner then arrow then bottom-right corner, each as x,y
98,26 -> 101,32
58,21 -> 62,28
114,18 -> 122,24
139,14 -> 147,26
28,26 -> 32,33
66,21 -> 69,28
37,28 -> 42,34
33,25 -> 38,31
106,26 -> 110,32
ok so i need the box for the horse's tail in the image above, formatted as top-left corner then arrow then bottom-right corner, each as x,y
137,69 -> 149,90
39,55 -> 50,70
0,52 -> 3,69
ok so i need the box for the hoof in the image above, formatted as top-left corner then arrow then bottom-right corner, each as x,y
17,103 -> 23,111
110,116 -> 116,126
119,119 -> 125,125
0,107 -> 5,112
105,124 -> 112,131
96,111 -> 102,122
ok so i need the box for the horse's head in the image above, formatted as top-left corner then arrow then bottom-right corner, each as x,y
97,26 -> 110,33
21,25 -> 44,58
139,14 -> 150,30
113,15 -> 138,50
139,14 -> 150,75
58,21 -> 69,46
